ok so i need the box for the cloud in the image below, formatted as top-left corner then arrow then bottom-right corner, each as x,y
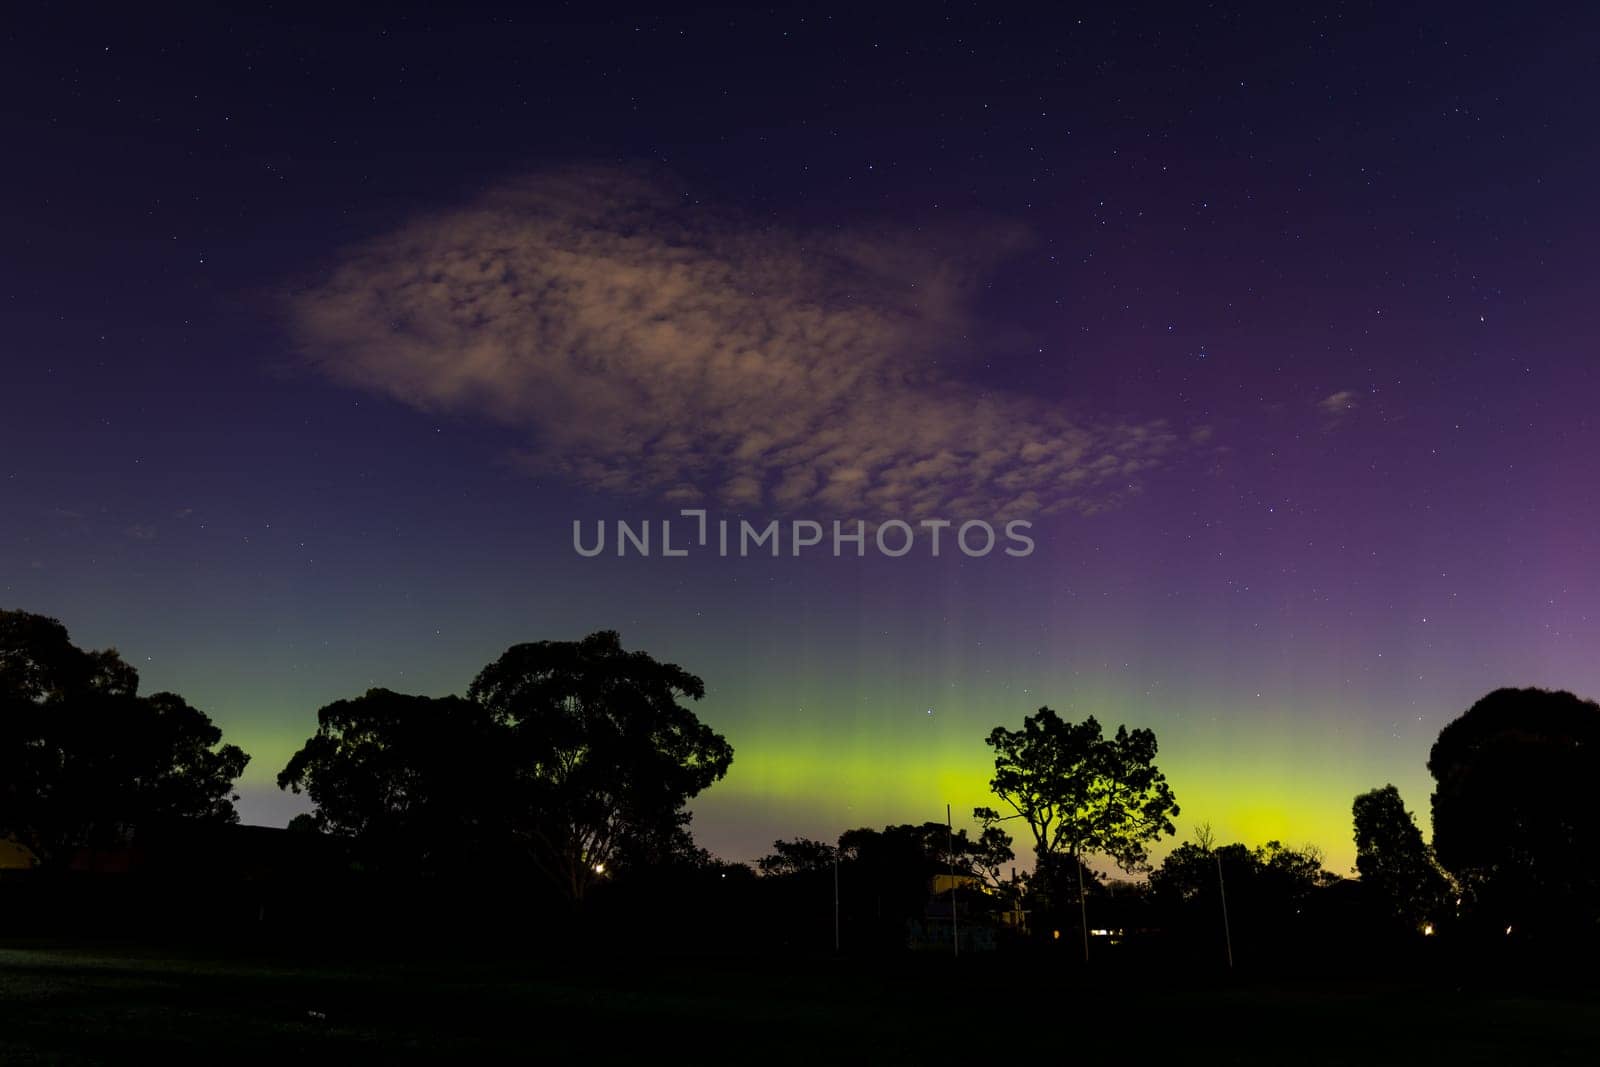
125,523 -> 158,542
284,167 -> 1181,519
1318,390 -> 1361,421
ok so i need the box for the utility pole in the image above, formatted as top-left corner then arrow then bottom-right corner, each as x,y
1216,852 -> 1234,969
833,850 -> 840,954
1075,855 -> 1090,963
947,804 -> 959,958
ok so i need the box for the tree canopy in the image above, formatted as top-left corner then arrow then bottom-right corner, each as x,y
277,689 -> 512,876
1148,833 -> 1337,962
1428,686 -> 1600,933
279,630 -> 733,904
0,609 -> 249,867
976,707 -> 1178,873
1151,838 -> 1336,907
759,822 -> 1016,888
1352,784 -> 1450,930
756,836 -> 838,877
468,630 -> 733,902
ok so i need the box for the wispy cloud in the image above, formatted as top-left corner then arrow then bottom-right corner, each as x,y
285,167 -> 1181,518
1318,389 -> 1361,423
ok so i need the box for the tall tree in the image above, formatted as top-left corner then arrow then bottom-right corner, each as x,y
1428,687 -> 1600,935
469,630 -> 733,905
1151,838 -> 1334,905
976,707 -> 1178,956
0,609 -> 249,867
277,689 -> 512,876
757,836 -> 838,877
961,822 -> 1019,894
1150,835 -> 1336,962
1352,784 -> 1451,931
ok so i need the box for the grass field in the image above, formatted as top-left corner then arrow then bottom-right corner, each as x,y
1,941 -> 1597,1063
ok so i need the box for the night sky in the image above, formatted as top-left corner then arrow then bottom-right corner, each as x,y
5,4 -> 1599,873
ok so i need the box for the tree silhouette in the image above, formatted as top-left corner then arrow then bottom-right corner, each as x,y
757,836 -> 838,877
976,707 -> 1177,954
277,689 -> 512,876
831,821 -> 1015,890
0,609 -> 249,867
469,630 -> 733,905
1149,835 -> 1335,962
976,709 -> 1178,874
279,632 -> 732,905
962,822 -> 1018,894
1352,784 -> 1450,931
1429,686 -> 1600,936
757,823 -> 1019,951
1151,838 -> 1333,904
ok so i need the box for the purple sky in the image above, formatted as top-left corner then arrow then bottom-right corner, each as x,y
3,3 -> 1597,870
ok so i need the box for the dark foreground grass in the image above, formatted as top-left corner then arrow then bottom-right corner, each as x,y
1,940 -> 1596,1064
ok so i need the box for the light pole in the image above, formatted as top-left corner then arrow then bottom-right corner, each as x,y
947,804 -> 959,958
833,850 -> 840,954
1216,852 -> 1234,969
1075,857 -> 1090,963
